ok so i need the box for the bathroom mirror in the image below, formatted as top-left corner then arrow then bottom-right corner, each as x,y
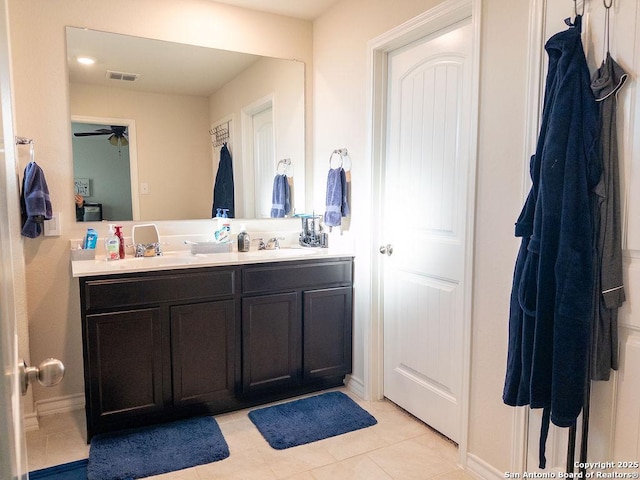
67,27 -> 305,221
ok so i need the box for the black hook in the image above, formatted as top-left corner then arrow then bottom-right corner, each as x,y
574,0 -> 585,16
603,0 -> 612,8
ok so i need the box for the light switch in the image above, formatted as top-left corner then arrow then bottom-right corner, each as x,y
140,182 -> 149,195
44,212 -> 61,236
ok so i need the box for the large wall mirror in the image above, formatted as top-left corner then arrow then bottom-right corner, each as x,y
67,27 -> 305,222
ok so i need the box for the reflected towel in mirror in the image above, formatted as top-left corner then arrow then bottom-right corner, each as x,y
270,174 -> 291,218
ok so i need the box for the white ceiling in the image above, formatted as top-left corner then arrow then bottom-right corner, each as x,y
209,0 -> 341,20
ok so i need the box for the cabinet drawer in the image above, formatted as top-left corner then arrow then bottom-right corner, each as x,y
83,268 -> 237,311
242,259 -> 352,295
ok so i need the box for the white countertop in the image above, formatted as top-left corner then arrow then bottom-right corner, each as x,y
71,246 -> 354,277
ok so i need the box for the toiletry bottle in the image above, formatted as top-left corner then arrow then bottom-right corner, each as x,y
237,224 -> 250,252
84,228 -> 98,249
114,225 -> 125,259
105,224 -> 120,261
214,208 -> 231,243
222,209 -> 231,242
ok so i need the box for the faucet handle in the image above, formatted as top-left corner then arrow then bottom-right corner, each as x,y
253,237 -> 266,250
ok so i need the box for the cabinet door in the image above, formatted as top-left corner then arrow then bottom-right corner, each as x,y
242,292 -> 300,394
86,308 -> 165,427
303,287 -> 353,379
171,300 -> 236,406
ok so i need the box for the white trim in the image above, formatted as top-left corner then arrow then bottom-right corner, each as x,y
22,393 -> 85,432
466,452 -> 508,480
345,374 -> 365,399
366,0 -> 479,467
34,393 -> 85,417
521,0 -> 547,202
22,413 -> 38,432
71,114 -> 140,221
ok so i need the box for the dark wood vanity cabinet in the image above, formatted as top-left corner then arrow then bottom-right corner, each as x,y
240,259 -> 353,396
80,267 -> 240,438
79,257 -> 353,440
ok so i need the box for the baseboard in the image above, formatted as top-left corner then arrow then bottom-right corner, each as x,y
34,393 -> 85,417
466,453 -> 507,480
23,412 -> 39,432
345,374 -> 365,398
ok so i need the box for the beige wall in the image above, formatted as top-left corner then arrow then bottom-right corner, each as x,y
7,0 -> 313,407
313,0 -> 530,472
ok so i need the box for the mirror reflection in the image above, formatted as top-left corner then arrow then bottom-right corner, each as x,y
67,27 -> 305,221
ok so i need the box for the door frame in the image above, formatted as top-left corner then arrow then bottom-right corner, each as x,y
366,0 -> 481,465
71,115 -> 140,221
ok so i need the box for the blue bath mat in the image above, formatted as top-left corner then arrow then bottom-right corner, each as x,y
248,391 -> 377,449
29,459 -> 88,480
87,416 -> 229,480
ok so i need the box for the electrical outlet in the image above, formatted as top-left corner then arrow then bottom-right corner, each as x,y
140,182 -> 149,195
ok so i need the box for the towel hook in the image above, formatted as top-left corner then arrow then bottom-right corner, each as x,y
574,0 -> 585,16
603,0 -> 612,57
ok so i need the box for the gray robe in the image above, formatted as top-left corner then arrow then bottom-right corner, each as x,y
590,53 -> 628,381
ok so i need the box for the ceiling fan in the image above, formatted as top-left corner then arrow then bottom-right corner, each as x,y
74,125 -> 128,147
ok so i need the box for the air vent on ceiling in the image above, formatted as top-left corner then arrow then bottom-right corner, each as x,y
106,70 -> 140,82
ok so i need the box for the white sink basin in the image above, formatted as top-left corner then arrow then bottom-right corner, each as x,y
241,247 -> 321,258
111,254 -> 200,268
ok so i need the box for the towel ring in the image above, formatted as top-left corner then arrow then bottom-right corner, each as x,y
329,148 -> 351,171
277,158 -> 293,177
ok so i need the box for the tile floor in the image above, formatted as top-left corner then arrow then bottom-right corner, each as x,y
26,389 -> 475,479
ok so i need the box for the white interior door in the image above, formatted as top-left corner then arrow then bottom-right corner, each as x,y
382,18 -> 473,443
252,107 -> 275,218
0,0 -> 27,475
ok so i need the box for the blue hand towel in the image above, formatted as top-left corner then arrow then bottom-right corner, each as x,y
324,167 -> 349,227
270,174 -> 291,218
20,162 -> 52,238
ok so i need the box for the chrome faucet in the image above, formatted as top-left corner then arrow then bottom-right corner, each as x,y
266,237 -> 284,250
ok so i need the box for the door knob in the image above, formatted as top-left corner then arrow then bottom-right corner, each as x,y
379,244 -> 393,256
19,358 -> 65,396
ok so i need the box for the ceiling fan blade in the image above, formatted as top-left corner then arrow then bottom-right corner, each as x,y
74,129 -> 113,137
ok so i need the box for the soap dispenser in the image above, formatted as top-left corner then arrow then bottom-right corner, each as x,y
104,224 -> 120,261
237,224 -> 250,252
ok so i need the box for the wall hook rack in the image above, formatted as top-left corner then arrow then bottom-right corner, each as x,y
209,122 -> 230,148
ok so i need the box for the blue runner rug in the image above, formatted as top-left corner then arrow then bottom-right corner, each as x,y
29,459 -> 88,480
87,416 -> 229,480
248,391 -> 377,450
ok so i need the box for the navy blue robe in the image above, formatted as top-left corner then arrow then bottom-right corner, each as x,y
503,16 -> 600,466
212,144 -> 235,218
